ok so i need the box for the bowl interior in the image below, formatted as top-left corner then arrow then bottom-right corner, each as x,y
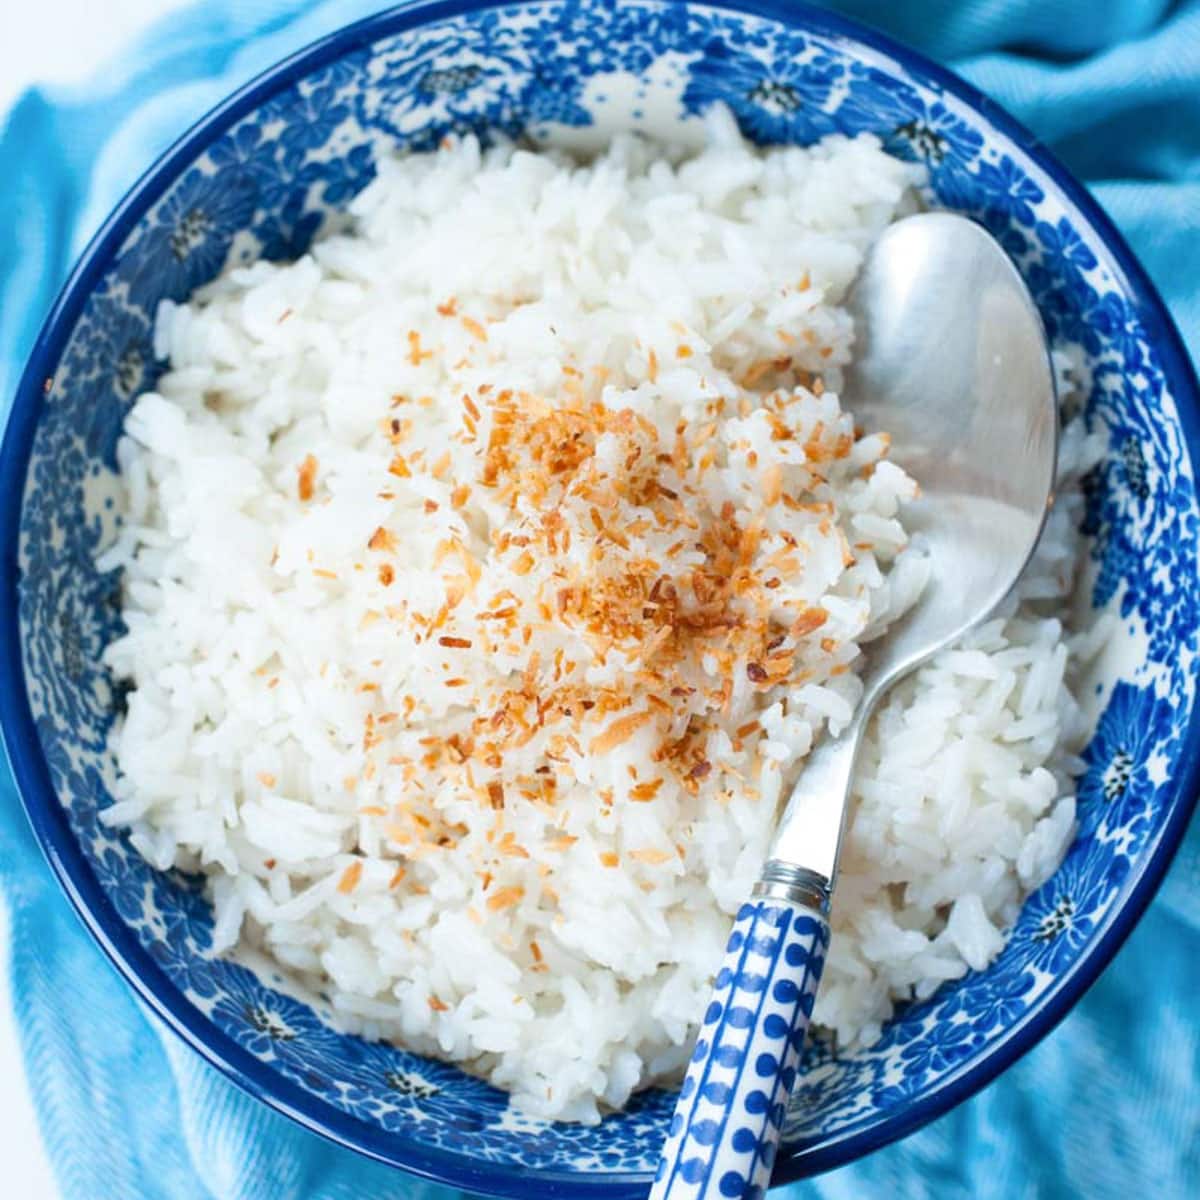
8,0 -> 1199,1190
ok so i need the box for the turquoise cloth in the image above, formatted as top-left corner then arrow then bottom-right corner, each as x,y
2,2 -> 1198,1196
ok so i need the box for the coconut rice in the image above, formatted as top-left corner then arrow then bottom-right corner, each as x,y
99,113 -> 1101,1121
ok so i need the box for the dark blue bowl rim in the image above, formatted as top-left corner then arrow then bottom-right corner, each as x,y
1,0 -> 1198,1193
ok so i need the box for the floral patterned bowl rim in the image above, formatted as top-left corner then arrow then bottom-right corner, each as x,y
2,0 -> 1199,1192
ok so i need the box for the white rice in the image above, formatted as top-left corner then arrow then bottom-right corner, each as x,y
100,113 -> 1100,1121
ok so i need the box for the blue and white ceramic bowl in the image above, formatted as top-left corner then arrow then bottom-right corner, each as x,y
2,1 -> 1198,1193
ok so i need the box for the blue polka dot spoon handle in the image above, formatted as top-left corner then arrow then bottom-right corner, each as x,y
649,896 -> 830,1200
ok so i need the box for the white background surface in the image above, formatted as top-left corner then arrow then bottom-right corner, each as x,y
2,5 -> 191,1195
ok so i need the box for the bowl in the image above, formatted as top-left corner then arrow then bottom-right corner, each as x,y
3,0 -> 1198,1193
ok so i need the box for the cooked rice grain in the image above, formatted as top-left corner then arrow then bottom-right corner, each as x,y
101,115 -> 1097,1121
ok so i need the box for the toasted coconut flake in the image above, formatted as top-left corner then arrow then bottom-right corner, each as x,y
487,885 -> 524,912
296,455 -> 318,501
791,607 -> 828,638
629,778 -> 664,802
762,464 -> 783,506
369,526 -> 397,553
589,709 -> 653,754
337,861 -> 364,893
629,848 -> 673,864
407,330 -> 432,365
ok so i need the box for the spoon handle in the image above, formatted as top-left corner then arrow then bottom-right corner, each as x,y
649,896 -> 830,1200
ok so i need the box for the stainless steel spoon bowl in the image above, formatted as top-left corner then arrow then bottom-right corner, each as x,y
652,212 -> 1058,1200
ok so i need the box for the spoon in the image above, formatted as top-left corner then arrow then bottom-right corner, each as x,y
650,212 -> 1058,1200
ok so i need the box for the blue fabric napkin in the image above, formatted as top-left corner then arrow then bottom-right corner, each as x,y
2,2 -> 1198,1197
